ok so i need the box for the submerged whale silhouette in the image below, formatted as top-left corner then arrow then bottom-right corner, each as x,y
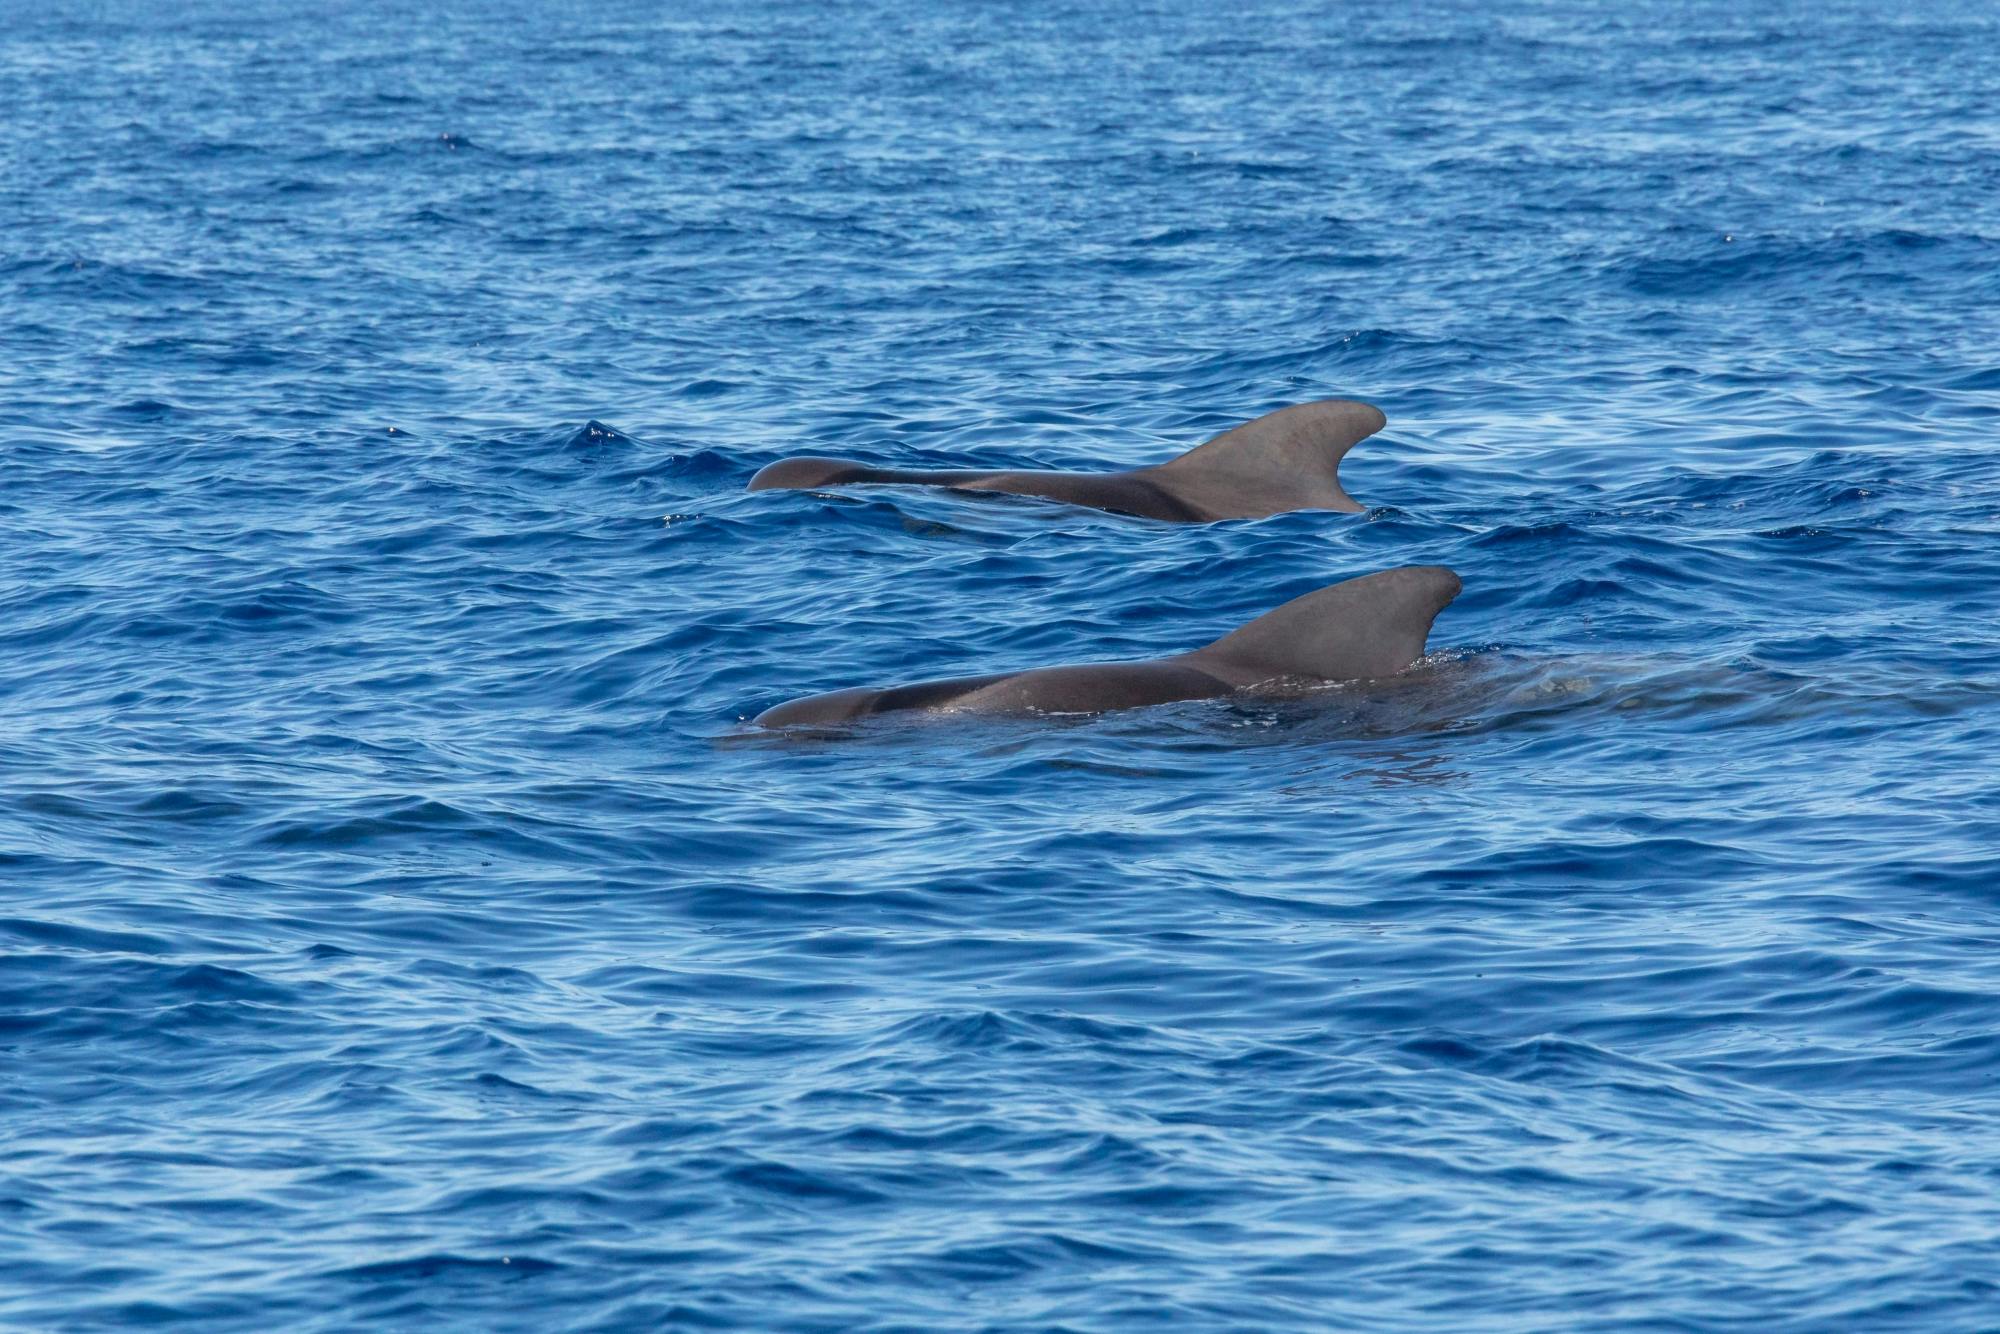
748,399 -> 1385,522
755,566 -> 1461,727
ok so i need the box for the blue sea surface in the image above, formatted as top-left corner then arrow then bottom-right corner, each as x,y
5,0 -> 2000,1328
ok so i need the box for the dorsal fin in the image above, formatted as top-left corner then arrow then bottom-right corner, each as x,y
1146,399 -> 1384,520
1189,565 -> 1460,687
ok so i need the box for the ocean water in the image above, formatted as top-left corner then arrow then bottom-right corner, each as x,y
4,0 -> 2000,1327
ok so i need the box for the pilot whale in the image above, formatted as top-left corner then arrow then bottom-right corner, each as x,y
748,399 -> 1386,522
755,565 -> 1461,727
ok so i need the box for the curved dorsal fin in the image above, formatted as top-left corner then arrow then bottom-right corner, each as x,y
1146,399 -> 1384,519
1190,565 -> 1460,686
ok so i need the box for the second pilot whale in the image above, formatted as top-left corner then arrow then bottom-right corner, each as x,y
748,399 -> 1387,522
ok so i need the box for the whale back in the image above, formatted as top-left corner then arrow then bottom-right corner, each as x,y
1189,565 -> 1461,687
754,566 -> 1462,727
1145,399 -> 1383,520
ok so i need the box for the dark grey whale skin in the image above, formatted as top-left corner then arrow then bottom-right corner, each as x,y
747,400 -> 1384,522
755,566 -> 1461,728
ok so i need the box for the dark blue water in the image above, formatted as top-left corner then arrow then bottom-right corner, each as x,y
6,1 -> 2000,1327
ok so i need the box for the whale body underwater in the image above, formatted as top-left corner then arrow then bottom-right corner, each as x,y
754,566 -> 1463,728
748,399 -> 1382,522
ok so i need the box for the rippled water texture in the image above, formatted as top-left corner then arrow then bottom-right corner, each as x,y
5,1 -> 2000,1328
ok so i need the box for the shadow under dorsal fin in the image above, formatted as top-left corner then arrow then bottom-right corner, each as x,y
1189,565 -> 1462,687
1146,399 -> 1385,520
